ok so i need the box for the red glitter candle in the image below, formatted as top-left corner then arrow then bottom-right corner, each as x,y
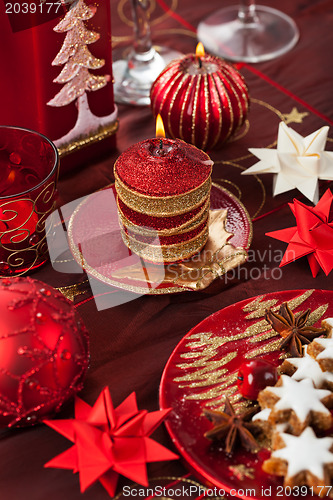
0,126 -> 59,276
114,117 -> 213,263
150,43 -> 249,151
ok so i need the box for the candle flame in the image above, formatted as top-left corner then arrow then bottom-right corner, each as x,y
196,42 -> 205,58
7,170 -> 15,183
156,114 -> 165,138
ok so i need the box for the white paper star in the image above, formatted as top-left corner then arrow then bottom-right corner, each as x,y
242,122 -> 333,203
273,427 -> 333,480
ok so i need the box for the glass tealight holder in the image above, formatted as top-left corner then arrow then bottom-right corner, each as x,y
0,126 -> 59,276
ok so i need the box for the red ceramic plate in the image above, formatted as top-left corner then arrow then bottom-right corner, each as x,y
67,183 -> 252,294
160,289 -> 333,500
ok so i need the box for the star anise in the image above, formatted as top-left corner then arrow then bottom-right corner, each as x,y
203,398 -> 260,454
265,302 -> 327,357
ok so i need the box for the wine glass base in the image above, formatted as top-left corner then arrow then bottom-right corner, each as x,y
197,5 -> 299,63
113,46 -> 182,106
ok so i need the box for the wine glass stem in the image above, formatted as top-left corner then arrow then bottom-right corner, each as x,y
131,0 -> 153,55
237,0 -> 258,24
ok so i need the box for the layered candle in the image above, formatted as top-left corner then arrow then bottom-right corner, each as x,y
150,43 -> 249,150
114,116 -> 213,263
0,126 -> 59,276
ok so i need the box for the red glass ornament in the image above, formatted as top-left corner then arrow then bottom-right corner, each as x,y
237,359 -> 278,400
0,277 -> 89,428
150,53 -> 249,151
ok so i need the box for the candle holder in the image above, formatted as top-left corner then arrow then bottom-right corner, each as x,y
0,126 -> 59,276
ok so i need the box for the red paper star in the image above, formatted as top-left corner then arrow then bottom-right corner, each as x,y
266,189 -> 333,277
44,388 -> 178,497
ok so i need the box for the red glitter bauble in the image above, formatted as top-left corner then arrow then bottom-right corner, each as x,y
0,277 -> 89,428
150,53 -> 249,150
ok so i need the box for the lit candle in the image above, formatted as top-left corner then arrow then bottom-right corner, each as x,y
114,115 -> 214,262
150,114 -> 175,157
150,43 -> 249,150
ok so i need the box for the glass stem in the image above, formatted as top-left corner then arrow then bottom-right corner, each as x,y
131,0 -> 153,55
237,0 -> 258,24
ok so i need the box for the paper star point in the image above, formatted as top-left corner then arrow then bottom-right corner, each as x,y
243,122 -> 333,203
44,388 -> 178,497
266,189 -> 333,277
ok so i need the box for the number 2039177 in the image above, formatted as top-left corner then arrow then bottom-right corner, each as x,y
5,2 -> 70,14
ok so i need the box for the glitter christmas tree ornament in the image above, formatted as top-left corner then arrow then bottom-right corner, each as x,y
48,0 -> 118,153
0,277 -> 89,428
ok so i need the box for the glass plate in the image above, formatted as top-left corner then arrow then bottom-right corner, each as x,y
68,183 -> 252,294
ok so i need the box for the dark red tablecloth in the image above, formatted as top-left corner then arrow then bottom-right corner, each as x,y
2,0 -> 333,499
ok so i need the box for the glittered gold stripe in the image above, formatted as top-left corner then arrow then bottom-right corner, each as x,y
244,299 -> 279,319
114,173 -> 211,217
244,339 -> 282,359
116,196 -> 210,237
242,289 -> 315,317
175,352 -> 237,382
120,226 -> 209,263
58,119 -> 118,157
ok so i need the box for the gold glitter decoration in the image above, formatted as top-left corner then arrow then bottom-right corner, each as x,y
186,382 -> 237,402
56,280 -> 89,302
114,173 -> 211,217
244,339 -> 282,359
120,225 -> 209,263
228,465 -> 255,480
48,0 -> 110,108
172,290 -> 327,409
304,304 -> 328,325
117,196 -> 210,237
173,329 -> 238,404
57,120 -> 118,157
244,298 -> 279,318
283,107 -> 309,125
248,329 -> 279,344
285,289 -> 314,310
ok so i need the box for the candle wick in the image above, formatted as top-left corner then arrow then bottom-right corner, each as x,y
159,138 -> 163,150
198,57 -> 202,69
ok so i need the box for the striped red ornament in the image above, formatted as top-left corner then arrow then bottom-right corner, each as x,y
150,48 -> 250,151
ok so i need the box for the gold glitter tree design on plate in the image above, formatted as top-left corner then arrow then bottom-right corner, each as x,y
173,290 -> 328,411
48,0 -> 117,149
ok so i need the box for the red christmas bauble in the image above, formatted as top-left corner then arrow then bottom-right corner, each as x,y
0,277 -> 89,427
150,52 -> 249,151
237,359 -> 278,400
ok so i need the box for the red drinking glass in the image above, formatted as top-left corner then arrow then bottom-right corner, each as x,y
0,126 -> 59,276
